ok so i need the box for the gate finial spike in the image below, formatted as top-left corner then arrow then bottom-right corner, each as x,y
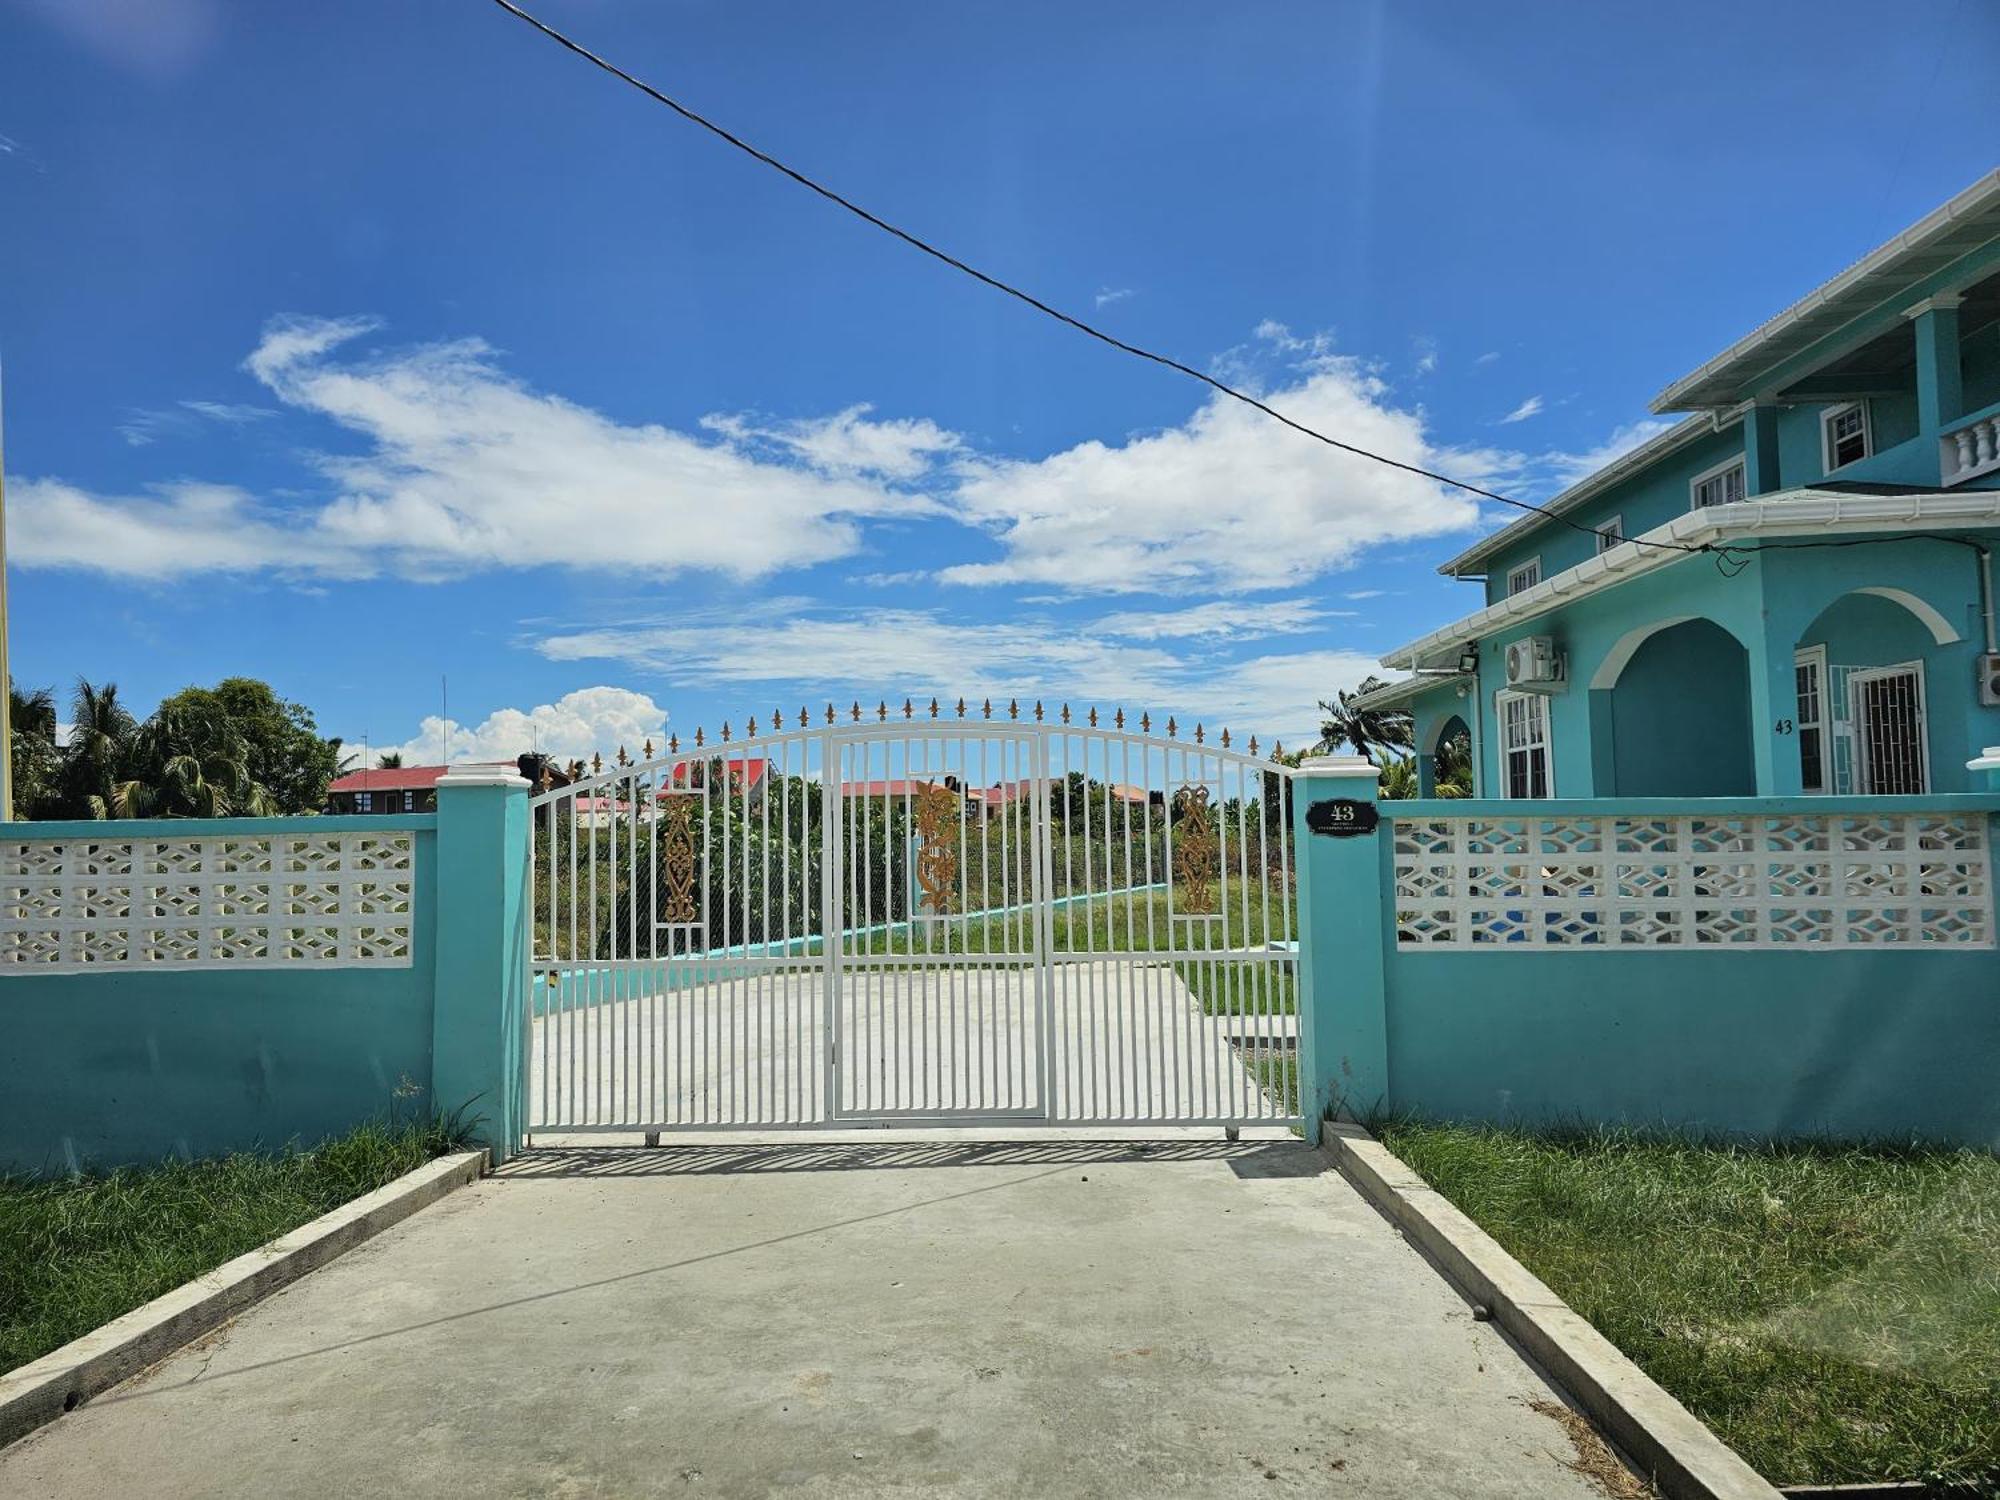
1220,727 -> 1231,749
1033,700 -> 1044,722
1111,708 -> 1123,729
825,702 -> 836,725
847,701 -> 858,723
1087,706 -> 1098,727
875,700 -> 886,721
903,698 -> 913,719
955,697 -> 966,718
1248,734 -> 1258,756
774,706 -> 785,729
1165,716 -> 1177,738
668,733 -> 679,754
1007,697 -> 1019,721
747,716 -> 758,738
1141,711 -> 1151,733
592,751 -> 604,773
537,763 -> 552,792
1272,739 -> 1283,760
1060,703 -> 1071,725
929,696 -> 940,718
643,738 -> 654,760
981,697 -> 992,719
1193,723 -> 1203,744
693,728 -> 704,748
720,722 -> 731,743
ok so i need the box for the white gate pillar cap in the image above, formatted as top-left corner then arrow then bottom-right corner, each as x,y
439,765 -> 531,788
1968,747 -> 2000,772
1297,754 -> 1381,779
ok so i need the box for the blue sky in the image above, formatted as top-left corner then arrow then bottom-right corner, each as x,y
2,0 -> 1997,766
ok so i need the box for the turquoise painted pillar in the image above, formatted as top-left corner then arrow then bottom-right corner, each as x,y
1910,295 -> 1964,436
433,766 -> 531,1165
1291,755 -> 1386,1142
1744,404 -> 1782,495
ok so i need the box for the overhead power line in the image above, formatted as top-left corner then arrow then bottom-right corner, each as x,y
484,0 -> 1711,562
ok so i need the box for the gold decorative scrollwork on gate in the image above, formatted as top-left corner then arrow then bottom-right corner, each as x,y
1173,786 -> 1218,913
913,781 -> 960,915
658,796 -> 698,923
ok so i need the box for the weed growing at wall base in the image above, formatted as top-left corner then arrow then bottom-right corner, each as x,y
1375,1120 -> 2000,1490
0,1116 -> 468,1376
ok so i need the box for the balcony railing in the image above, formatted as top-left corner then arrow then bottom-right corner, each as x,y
1941,401 -> 2000,486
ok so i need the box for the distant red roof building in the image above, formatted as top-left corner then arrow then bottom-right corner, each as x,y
665,757 -> 771,795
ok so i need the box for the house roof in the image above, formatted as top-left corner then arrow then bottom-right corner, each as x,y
1346,674 -> 1473,715
664,757 -> 770,791
1434,413 -> 1720,577
1379,486 -> 2000,673
1651,169 -> 2000,413
328,764 -> 454,794
839,779 -> 957,799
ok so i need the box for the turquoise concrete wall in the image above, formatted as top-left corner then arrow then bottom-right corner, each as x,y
1607,619 -> 1755,795
0,817 -> 439,1175
1363,797 -> 2000,1146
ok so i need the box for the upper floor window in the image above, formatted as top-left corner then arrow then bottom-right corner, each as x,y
1822,402 -> 1871,472
402,790 -> 417,812
1691,458 -> 1745,509
1507,557 -> 1542,596
1594,516 -> 1624,553
353,791 -> 373,813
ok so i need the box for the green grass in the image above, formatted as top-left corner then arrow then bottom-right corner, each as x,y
838,889 -> 1298,1018
1374,1120 -> 2000,1490
0,1116 -> 465,1377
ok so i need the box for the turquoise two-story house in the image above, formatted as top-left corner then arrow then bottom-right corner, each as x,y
1358,170 -> 2000,801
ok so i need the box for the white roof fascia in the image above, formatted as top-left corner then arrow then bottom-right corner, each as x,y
1434,413 -> 1723,577
1345,673 -> 1472,714
1651,170 -> 2000,412
1381,488 -> 2000,672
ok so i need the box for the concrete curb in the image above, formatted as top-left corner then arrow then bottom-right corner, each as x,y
1321,1123 -> 1781,1500
0,1148 -> 488,1450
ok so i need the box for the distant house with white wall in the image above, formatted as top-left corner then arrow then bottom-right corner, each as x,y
1354,171 -> 2000,799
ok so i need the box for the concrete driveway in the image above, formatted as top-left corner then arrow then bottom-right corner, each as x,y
0,1136 -> 1634,1498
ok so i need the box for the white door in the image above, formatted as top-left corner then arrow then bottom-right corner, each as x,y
1848,663 -> 1929,795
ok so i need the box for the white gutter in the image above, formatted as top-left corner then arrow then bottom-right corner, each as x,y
1651,169 -> 2000,413
1381,488 -> 2000,672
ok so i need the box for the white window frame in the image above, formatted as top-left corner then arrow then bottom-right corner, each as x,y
1793,644 -> 1828,794
1506,557 -> 1543,597
1495,689 -> 1554,799
1689,456 -> 1746,509
1594,515 -> 1624,553
1848,659 -> 1929,795
1821,401 -> 1872,473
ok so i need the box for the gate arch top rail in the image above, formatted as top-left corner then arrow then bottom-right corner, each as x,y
524,702 -> 1302,1136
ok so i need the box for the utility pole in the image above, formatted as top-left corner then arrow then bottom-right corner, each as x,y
0,361 -> 12,823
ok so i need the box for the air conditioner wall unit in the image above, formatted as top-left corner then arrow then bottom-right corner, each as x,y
1978,652 -> 2000,708
1504,635 -> 1566,693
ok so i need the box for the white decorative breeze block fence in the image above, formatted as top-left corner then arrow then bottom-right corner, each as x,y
0,833 -> 417,972
1393,813 -> 1993,949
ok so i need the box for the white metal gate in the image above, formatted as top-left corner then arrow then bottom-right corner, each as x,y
524,702 -> 1299,1135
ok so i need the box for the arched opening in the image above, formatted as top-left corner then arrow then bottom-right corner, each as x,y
1793,590 -> 1956,794
1420,713 -> 1474,797
1604,618 -> 1754,796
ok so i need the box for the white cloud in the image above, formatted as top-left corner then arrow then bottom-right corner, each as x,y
1474,351 -> 1501,367
699,403 -> 960,482
117,398 -> 276,446
180,400 -> 275,425
1094,287 -> 1135,308
1343,588 -> 1387,600
363,686 -> 671,766
535,605 -> 1374,744
15,317 -> 948,582
21,0 -> 219,78
938,347 -> 1493,595
1541,418 -> 1676,488
1093,598 -> 1338,641
1499,394 -> 1544,424
6,478 -> 347,579
1412,335 -> 1438,376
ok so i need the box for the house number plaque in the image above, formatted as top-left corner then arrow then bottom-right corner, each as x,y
1306,798 -> 1379,837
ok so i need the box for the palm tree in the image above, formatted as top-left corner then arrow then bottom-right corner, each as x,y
111,699 -> 278,819
1317,676 -> 1414,760
64,678 -> 138,818
376,751 -> 404,769
10,685 -> 57,743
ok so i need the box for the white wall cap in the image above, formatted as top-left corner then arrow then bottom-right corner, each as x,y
1968,748 -> 2000,772
438,767 -> 531,789
1297,754 -> 1382,779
